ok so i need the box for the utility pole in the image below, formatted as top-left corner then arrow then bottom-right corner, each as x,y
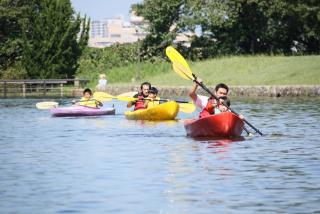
135,27 -> 141,81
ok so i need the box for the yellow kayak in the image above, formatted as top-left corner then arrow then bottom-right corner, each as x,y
125,101 -> 179,120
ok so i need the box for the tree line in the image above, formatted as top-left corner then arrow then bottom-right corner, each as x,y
1,0 -> 319,79
133,0 -> 320,59
0,0 -> 89,79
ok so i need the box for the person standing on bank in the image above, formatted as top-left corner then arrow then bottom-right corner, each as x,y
96,74 -> 107,92
127,82 -> 151,111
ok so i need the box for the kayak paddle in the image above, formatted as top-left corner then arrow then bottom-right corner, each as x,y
92,92 -> 114,101
36,101 -> 59,109
166,46 -> 263,136
36,99 -> 103,110
122,97 -> 196,113
93,91 -> 196,113
117,91 -> 138,97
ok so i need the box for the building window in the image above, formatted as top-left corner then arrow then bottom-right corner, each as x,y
110,34 -> 121,38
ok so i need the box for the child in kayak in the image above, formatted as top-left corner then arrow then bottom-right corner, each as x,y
127,82 -> 151,110
215,96 -> 244,119
215,96 -> 230,114
78,88 -> 103,108
144,87 -> 159,109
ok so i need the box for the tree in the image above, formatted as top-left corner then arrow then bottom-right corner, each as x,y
186,0 -> 320,55
0,0 -> 29,75
132,0 -> 184,58
134,0 -> 320,57
282,0 -> 320,53
22,0 -> 89,79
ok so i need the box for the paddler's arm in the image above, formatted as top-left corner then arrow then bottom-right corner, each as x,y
95,100 -> 103,107
143,100 -> 149,108
127,101 -> 136,108
189,78 -> 202,102
127,94 -> 139,108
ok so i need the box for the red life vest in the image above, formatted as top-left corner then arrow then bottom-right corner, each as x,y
199,98 -> 216,118
134,94 -> 146,111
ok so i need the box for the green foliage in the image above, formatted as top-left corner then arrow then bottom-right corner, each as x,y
76,43 -> 169,86
133,0 -> 320,57
2,0 -> 319,83
1,62 -> 28,79
132,0 -> 184,57
78,43 -> 140,73
0,0 -> 29,74
21,0 -> 89,79
283,0 -> 320,53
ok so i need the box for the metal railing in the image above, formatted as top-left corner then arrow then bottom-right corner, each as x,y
0,79 -> 88,98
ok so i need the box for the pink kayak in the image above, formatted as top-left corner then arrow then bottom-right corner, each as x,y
50,105 -> 115,117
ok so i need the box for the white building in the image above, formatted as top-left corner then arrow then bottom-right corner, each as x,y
88,12 -> 193,48
89,14 -> 147,48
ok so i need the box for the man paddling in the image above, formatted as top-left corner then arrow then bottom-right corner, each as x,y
189,79 -> 229,118
127,82 -> 151,110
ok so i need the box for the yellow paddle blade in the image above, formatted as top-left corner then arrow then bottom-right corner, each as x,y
166,46 -> 194,80
117,91 -> 137,97
178,102 -> 196,113
93,92 -> 114,102
36,101 -> 59,109
116,96 -> 138,102
172,62 -> 194,80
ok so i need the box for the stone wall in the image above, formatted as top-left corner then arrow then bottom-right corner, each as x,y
73,85 -> 320,97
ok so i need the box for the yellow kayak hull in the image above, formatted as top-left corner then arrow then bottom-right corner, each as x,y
125,101 -> 179,121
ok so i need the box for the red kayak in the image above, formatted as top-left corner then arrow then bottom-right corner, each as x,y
184,112 -> 244,138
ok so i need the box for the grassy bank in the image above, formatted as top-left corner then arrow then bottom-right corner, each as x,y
77,55 -> 320,87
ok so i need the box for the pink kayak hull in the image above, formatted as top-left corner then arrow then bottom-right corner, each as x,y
50,106 -> 115,117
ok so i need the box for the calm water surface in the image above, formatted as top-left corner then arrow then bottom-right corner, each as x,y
0,98 -> 319,214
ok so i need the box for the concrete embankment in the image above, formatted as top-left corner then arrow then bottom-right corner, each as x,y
73,85 -> 320,97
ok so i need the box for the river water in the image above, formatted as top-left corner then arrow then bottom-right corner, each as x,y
0,98 -> 319,214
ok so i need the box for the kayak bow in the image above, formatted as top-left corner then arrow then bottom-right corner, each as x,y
184,112 -> 244,138
125,101 -> 179,120
50,106 -> 115,117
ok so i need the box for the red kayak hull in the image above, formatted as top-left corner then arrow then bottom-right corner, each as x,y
184,112 -> 244,138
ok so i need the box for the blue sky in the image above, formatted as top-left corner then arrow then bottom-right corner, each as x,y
71,0 -> 142,21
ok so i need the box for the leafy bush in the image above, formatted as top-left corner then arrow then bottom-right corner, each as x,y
76,42 -> 171,86
1,62 -> 28,79
78,43 -> 140,72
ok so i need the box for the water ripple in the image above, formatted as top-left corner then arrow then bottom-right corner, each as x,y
0,98 -> 320,213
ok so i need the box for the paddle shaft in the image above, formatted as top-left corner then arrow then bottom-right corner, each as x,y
193,75 -> 263,136
133,98 -> 190,104
96,94 -> 189,104
148,99 -> 189,103
59,99 -> 103,106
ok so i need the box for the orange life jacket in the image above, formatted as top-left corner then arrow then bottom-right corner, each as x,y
199,98 -> 216,118
134,94 -> 146,111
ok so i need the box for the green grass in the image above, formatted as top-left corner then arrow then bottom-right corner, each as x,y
77,61 -> 171,88
79,55 -> 320,87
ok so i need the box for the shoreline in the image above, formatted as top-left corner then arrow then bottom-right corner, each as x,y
74,85 -> 320,97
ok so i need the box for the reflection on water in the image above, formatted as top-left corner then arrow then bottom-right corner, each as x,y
0,98 -> 320,213
126,119 -> 179,128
